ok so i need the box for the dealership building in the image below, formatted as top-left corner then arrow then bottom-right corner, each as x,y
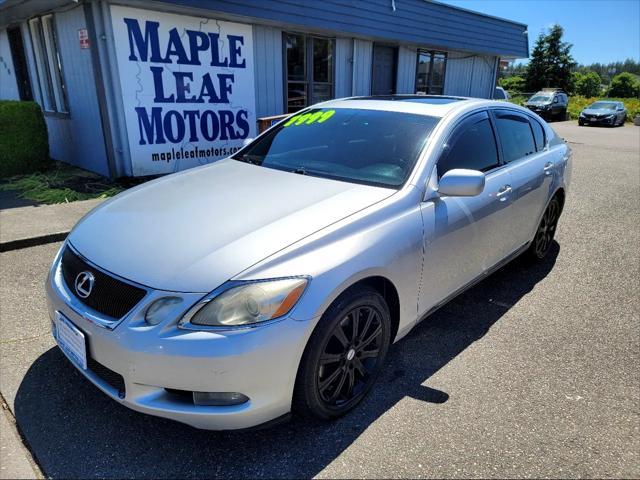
0,0 -> 528,177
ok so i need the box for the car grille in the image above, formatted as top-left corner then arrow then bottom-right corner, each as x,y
60,246 -> 147,319
88,356 -> 126,397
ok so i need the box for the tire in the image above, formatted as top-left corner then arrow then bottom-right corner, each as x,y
578,119 -> 584,126
293,285 -> 392,420
526,196 -> 561,261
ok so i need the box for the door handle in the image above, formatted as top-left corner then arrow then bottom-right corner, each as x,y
496,185 -> 512,201
543,162 -> 554,175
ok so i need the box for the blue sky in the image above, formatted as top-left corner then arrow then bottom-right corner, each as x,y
440,0 -> 640,65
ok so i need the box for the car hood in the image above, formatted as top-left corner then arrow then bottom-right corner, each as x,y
68,159 -> 393,292
526,101 -> 551,107
582,108 -> 615,115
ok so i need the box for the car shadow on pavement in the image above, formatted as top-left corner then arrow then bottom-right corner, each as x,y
14,243 -> 559,479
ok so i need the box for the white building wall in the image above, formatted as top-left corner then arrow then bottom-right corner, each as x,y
0,28 -> 20,100
396,45 -> 417,94
444,51 -> 498,99
20,6 -> 108,174
351,39 -> 373,96
334,37 -> 353,99
253,24 -> 284,118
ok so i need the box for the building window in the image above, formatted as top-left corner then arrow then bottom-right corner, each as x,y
285,33 -> 333,113
416,50 -> 447,95
28,15 -> 68,113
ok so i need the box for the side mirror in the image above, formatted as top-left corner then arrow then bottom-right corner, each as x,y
438,169 -> 485,197
242,137 -> 254,147
617,107 -> 625,111
553,97 -> 559,104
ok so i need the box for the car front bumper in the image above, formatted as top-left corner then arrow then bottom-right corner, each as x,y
526,106 -> 551,116
580,115 -> 616,125
45,247 -> 316,430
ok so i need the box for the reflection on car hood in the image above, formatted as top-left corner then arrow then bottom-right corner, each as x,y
581,108 -> 615,115
68,159 -> 393,292
526,101 -> 551,106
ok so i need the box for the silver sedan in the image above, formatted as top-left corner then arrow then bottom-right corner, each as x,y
46,96 -> 571,430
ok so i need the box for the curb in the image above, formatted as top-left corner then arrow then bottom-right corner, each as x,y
0,394 -> 44,479
0,232 -> 69,253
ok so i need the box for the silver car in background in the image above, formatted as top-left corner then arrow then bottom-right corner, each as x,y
46,96 -> 571,430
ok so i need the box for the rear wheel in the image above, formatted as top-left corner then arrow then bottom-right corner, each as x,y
293,286 -> 391,419
526,196 -> 561,261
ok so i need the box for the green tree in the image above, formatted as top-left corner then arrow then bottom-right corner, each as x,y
499,75 -> 525,93
608,72 -> 640,98
573,71 -> 602,97
526,34 -> 546,92
525,24 -> 576,92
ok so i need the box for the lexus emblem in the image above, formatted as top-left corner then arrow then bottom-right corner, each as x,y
75,271 -> 95,299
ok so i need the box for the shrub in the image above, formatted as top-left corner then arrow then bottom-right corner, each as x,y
573,71 -> 602,97
608,72 -> 640,98
0,101 -> 49,178
499,75 -> 525,93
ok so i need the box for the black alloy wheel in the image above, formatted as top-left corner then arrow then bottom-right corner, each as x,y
527,196 -> 561,260
293,286 -> 391,419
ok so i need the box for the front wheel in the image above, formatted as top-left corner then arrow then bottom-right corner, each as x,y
526,196 -> 561,261
293,286 -> 391,420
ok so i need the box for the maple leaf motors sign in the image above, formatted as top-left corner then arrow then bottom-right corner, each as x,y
110,6 -> 257,175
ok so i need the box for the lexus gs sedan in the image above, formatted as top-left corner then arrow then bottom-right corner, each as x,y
46,96 -> 571,430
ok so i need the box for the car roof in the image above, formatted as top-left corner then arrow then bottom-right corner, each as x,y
320,95 -> 483,117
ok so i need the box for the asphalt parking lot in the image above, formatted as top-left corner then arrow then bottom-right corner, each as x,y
1,121 -> 638,479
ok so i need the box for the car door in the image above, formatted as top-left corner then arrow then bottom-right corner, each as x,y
550,94 -> 561,117
418,111 -> 514,315
492,109 -> 554,250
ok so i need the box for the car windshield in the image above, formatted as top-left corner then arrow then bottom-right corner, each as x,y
234,108 -> 440,188
529,94 -> 553,103
588,102 -> 617,110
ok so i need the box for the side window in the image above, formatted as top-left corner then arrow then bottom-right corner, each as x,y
438,116 -> 499,177
28,15 -> 68,113
529,118 -> 545,151
494,111 -> 536,163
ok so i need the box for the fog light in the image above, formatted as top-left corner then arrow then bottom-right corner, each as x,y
145,296 -> 183,325
193,391 -> 249,406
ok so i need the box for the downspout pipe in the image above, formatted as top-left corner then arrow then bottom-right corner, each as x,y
84,1 -> 118,179
351,38 -> 357,96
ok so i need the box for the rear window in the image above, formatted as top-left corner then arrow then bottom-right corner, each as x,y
235,108 -> 440,188
494,88 -> 507,100
529,118 -> 545,151
494,111 -> 536,163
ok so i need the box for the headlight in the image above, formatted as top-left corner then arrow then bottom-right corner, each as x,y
145,296 -> 184,325
186,278 -> 308,327
605,114 -> 614,119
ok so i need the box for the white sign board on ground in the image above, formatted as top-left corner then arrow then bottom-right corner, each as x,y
110,6 -> 256,176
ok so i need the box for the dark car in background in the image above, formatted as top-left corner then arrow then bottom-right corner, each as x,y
525,90 -> 568,121
578,101 -> 627,127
